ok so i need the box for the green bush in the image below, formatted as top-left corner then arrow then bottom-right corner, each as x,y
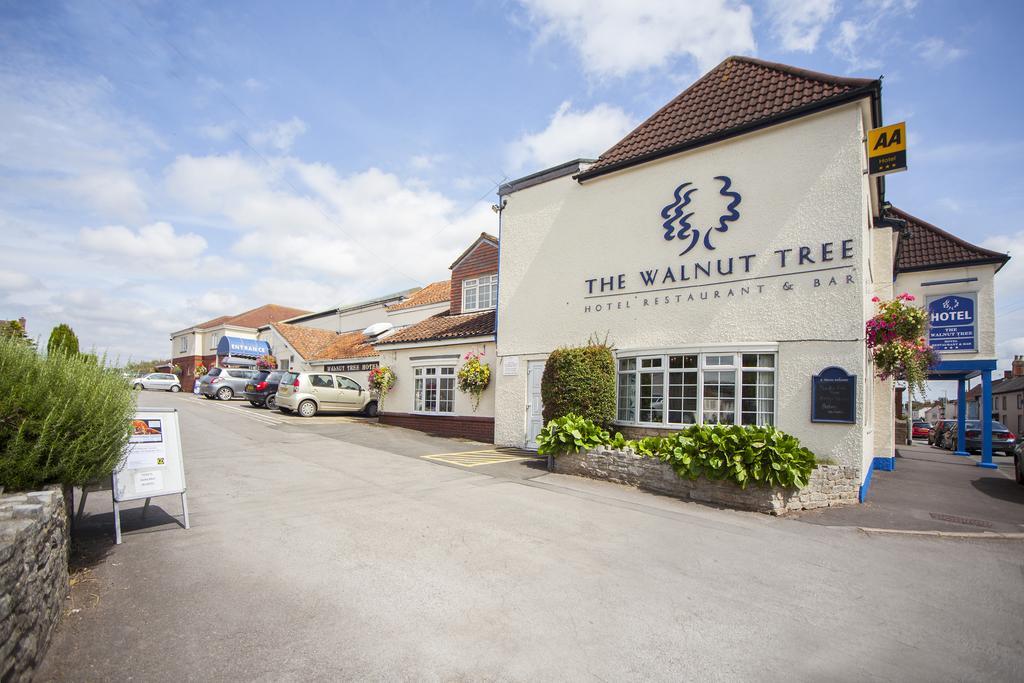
536,413 -> 611,455
0,335 -> 135,491
537,414 -> 817,489
541,341 -> 615,427
47,323 -> 80,357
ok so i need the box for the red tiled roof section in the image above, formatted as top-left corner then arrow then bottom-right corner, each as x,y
227,304 -> 311,329
194,314 -> 233,329
387,280 -> 451,311
313,329 -> 376,360
272,323 -> 377,361
272,323 -> 339,359
890,207 -> 1009,273
376,310 -> 495,345
579,56 -> 877,180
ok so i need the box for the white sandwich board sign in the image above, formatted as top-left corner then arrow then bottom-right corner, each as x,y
111,407 -> 190,544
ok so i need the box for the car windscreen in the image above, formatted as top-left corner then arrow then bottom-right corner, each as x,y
253,371 -> 271,382
280,372 -> 298,385
992,422 -> 1009,431
267,371 -> 284,382
207,367 -> 222,377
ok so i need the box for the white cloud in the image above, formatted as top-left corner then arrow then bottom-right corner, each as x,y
518,0 -> 755,77
80,222 -> 207,259
186,291 -> 244,317
249,117 -> 308,152
166,153 -> 497,291
62,170 -> 148,222
200,121 -> 237,142
0,270 -> 37,293
983,231 -> 1024,369
508,100 -> 636,171
827,0 -> 918,71
936,198 -> 962,213
410,154 -> 448,171
242,77 -> 265,92
767,0 -> 835,52
916,37 -> 966,67
828,20 -> 879,71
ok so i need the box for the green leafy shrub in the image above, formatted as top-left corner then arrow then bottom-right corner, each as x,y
537,414 -> 817,489
536,413 -> 611,455
541,341 -> 615,427
0,335 -> 135,491
47,323 -> 79,357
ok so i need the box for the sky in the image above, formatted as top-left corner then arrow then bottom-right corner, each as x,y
1,0 -> 1023,380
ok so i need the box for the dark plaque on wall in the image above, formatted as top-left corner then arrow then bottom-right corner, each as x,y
811,366 -> 856,424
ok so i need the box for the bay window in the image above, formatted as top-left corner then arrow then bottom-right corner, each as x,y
616,351 -> 775,427
414,366 -> 455,413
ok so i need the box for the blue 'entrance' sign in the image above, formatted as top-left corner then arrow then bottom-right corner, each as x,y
927,294 -> 976,352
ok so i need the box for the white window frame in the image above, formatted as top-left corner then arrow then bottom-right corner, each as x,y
413,365 -> 457,414
615,348 -> 777,428
462,274 -> 498,312
209,333 -> 220,351
179,335 -> 189,353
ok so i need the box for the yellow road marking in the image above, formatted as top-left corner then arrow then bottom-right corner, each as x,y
422,449 -> 539,467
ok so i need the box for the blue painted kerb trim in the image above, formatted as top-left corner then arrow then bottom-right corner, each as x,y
859,456 -> 897,502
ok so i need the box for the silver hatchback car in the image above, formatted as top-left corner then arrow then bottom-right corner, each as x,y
198,367 -> 259,401
132,373 -> 181,392
276,371 -> 377,417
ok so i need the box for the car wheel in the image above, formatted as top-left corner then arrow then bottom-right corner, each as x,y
364,401 -> 378,418
133,383 -> 144,391
298,400 -> 317,418
265,395 -> 277,411
170,385 -> 181,393
216,387 -> 234,401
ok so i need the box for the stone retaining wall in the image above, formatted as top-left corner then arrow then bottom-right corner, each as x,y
552,448 -> 860,515
1,487 -> 69,681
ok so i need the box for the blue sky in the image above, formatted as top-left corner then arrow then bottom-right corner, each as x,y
1,0 -> 1022,374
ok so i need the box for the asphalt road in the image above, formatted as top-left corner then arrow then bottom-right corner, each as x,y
38,392 -> 1024,681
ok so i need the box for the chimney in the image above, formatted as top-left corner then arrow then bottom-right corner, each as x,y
17,317 -> 26,334
1004,370 -> 1012,380
1013,355 -> 1024,378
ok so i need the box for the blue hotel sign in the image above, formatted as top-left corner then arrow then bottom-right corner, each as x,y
927,294 -> 976,352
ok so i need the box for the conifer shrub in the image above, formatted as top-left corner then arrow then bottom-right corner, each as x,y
0,335 -> 135,491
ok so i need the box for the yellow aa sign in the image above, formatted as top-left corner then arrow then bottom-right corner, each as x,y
867,121 -> 907,176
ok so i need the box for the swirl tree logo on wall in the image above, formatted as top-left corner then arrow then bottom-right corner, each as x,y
660,175 -> 742,256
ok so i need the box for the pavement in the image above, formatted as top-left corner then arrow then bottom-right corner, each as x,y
796,442 -> 1024,534
37,392 -> 1024,681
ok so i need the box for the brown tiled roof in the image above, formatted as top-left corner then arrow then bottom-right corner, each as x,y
387,280 -> 451,311
226,304 -> 311,329
272,323 -> 377,361
450,232 -> 499,269
890,207 -> 1009,273
375,310 -> 495,345
578,56 -> 877,180
314,329 -> 376,360
194,314 -> 233,329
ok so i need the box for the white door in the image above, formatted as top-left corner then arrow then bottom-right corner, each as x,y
526,361 -> 546,450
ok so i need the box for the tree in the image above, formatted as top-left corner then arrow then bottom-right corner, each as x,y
47,323 -> 80,357
0,320 -> 35,348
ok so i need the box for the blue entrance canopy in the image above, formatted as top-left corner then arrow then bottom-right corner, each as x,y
928,359 -> 998,469
216,336 -> 271,359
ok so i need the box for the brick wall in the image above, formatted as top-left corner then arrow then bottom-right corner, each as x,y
173,354 -> 217,391
449,240 -> 498,316
380,412 -> 495,443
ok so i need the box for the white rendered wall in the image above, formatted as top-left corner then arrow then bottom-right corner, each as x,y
377,340 -> 496,418
495,102 -> 879,466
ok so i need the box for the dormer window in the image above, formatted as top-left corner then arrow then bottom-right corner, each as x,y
462,274 -> 497,312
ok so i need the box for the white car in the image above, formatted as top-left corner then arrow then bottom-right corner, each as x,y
133,372 -> 182,392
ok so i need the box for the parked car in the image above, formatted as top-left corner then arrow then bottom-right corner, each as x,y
132,372 -> 181,392
943,420 -> 1017,455
198,367 -> 260,401
912,420 -> 931,440
1013,437 -> 1024,485
243,370 -> 286,409
275,371 -> 378,418
929,419 -> 954,447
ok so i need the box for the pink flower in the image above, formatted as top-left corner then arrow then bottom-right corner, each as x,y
904,294 -> 916,301
871,296 -> 880,302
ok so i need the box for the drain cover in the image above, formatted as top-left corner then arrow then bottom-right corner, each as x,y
929,512 -> 994,528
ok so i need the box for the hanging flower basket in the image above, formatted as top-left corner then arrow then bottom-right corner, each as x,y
194,363 -> 208,377
866,293 -> 938,397
256,354 -> 278,370
457,351 -> 491,411
368,366 -> 396,410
